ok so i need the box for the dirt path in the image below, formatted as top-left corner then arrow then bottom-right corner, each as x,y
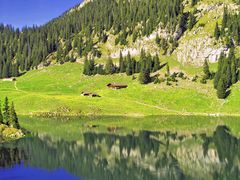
14,81 -> 27,93
14,81 -> 19,91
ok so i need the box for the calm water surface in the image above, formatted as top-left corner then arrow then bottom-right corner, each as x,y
0,126 -> 240,180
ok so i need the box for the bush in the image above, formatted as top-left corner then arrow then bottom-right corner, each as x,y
200,77 -> 207,84
192,75 -> 198,82
166,81 -> 172,86
178,72 -> 185,78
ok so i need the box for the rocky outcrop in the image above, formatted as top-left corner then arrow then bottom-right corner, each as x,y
176,36 -> 228,66
111,25 -> 170,58
0,124 -> 24,141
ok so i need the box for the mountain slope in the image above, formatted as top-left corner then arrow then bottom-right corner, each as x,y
1,0 -> 239,79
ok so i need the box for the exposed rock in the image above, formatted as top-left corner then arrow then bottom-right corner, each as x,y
0,124 -> 24,141
111,24 -> 171,58
176,36 -> 228,66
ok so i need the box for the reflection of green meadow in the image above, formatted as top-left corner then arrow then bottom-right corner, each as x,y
20,115 -> 240,141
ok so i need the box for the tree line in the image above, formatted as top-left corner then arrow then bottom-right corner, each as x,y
214,48 -> 239,99
214,7 -> 240,47
83,50 -> 161,84
0,97 -> 20,129
0,0 -> 184,79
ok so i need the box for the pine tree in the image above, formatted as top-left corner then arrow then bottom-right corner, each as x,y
214,53 -> 225,89
153,54 -> 160,72
191,0 -> 199,7
166,64 -> 170,75
188,12 -> 196,30
155,34 -> 161,45
0,102 -> 3,124
203,60 -> 211,79
56,46 -> 64,64
217,78 -> 227,99
89,58 -> 95,75
126,52 -> 133,76
105,56 -> 115,74
231,58 -> 237,84
83,57 -> 90,75
119,51 -> 125,73
139,68 -> 151,84
2,63 -> 9,78
3,97 -> 10,125
214,23 -> 221,40
9,102 -> 20,129
222,6 -> 228,30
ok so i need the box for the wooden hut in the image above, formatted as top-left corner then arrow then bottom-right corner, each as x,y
81,92 -> 101,97
107,83 -> 128,89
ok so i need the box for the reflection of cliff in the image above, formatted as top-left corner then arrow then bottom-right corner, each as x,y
175,126 -> 240,180
0,126 -> 239,180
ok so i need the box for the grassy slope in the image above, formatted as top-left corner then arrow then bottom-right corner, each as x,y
0,62 -> 240,117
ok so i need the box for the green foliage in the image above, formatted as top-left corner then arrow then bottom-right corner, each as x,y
188,12 -> 196,30
83,50 -> 161,85
153,54 -> 160,72
166,64 -> 170,76
119,51 -> 126,73
214,23 -> 220,40
214,48 -> 239,99
9,102 -> 20,129
83,57 -> 91,76
138,68 -> 151,84
203,60 -> 211,80
200,77 -> 207,84
0,97 -> 20,128
191,0 -> 199,7
219,7 -> 240,46
3,97 -> 10,125
0,102 -> 3,124
105,57 -> 115,75
217,78 -> 227,99
0,0 -> 184,78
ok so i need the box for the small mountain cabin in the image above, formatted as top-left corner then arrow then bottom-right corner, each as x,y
107,83 -> 128,89
81,92 -> 101,97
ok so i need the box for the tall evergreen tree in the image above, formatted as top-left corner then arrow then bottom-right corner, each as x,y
166,64 -> 170,75
0,102 -> 3,124
217,78 -> 227,99
126,52 -> 133,76
214,53 -> 225,89
119,51 -> 125,73
83,57 -> 90,75
153,54 -> 160,72
203,60 -> 211,79
214,23 -> 220,40
105,57 -> 115,75
3,97 -> 10,125
188,12 -> 196,30
138,68 -> 151,84
222,6 -> 228,30
9,102 -> 20,129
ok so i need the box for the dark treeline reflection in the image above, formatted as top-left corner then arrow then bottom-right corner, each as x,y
0,126 -> 240,180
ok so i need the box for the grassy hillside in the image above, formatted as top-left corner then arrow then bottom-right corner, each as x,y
0,62 -> 240,117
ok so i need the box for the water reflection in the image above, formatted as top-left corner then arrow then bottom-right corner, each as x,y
0,126 -> 240,180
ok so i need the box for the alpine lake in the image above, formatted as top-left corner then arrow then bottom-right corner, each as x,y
0,115 -> 240,180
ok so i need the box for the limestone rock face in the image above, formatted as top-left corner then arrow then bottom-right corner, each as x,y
176,36 -> 228,66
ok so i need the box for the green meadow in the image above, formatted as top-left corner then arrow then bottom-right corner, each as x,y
0,62 -> 240,117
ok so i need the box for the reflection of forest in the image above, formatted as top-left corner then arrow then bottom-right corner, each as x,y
0,126 -> 239,180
